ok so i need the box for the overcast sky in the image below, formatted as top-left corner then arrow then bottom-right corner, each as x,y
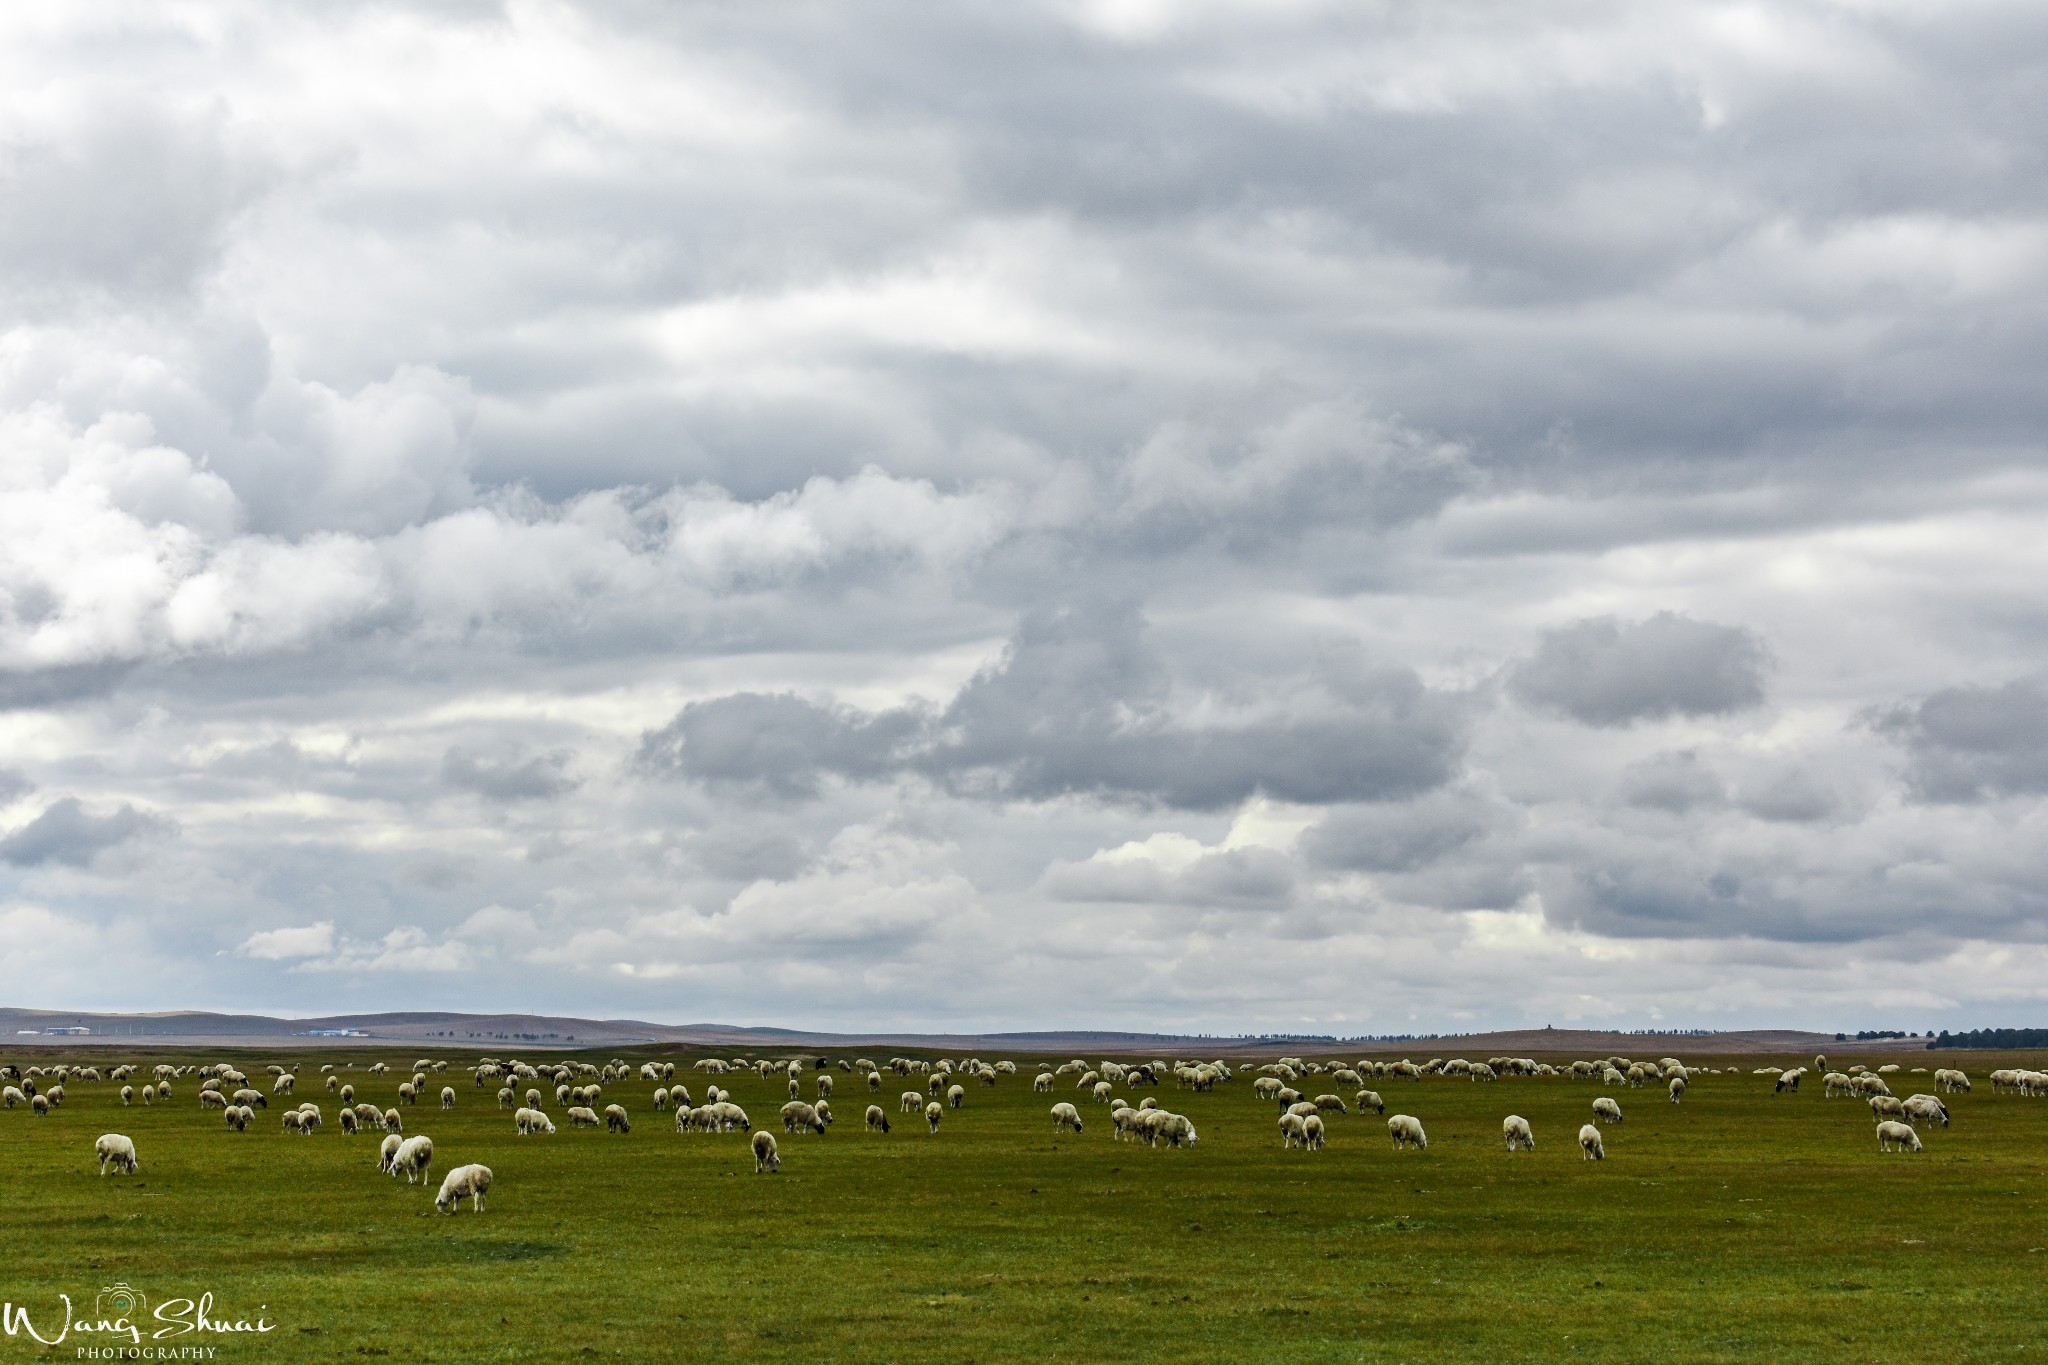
2,0 -> 2045,1035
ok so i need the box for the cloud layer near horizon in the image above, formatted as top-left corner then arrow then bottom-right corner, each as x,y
3,0 -> 2046,1034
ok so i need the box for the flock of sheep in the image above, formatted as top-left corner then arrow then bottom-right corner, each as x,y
2,1046 -> 2021,1212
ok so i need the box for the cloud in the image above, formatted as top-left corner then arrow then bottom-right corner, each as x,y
1874,677 -> 2048,803
1040,833 -> 1297,908
642,601 -> 1470,809
2,1 -> 2047,1031
441,747 -> 579,801
0,769 -> 30,805
1617,749 -> 1726,813
1508,613 -> 1771,727
0,798 -> 170,867
239,922 -> 336,960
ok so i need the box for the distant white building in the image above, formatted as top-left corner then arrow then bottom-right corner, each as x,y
44,1026 -> 91,1036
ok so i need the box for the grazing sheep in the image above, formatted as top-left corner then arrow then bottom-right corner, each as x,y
95,1133 -> 139,1175
1050,1102 -> 1083,1134
440,1087 -> 456,1110
435,1164 -> 492,1214
925,1101 -> 942,1133
1579,1124 -> 1605,1160
1090,1081 -> 1112,1104
948,1084 -> 966,1109
1592,1097 -> 1624,1125
1824,1072 -> 1854,1098
384,1108 -> 403,1134
1355,1089 -> 1385,1115
30,1094 -> 49,1117
710,1102 -> 750,1132
605,1104 -> 631,1133
865,1104 -> 891,1134
1935,1068 -> 1971,1094
282,1109 -> 307,1135
1034,1073 -> 1054,1093
753,1130 -> 781,1173
1301,1113 -> 1326,1150
1387,1114 -> 1428,1150
516,1107 -> 556,1135
497,1087 -> 516,1109
1668,1076 -> 1687,1103
1312,1093 -> 1348,1115
340,1108 -> 359,1135
273,1073 -> 295,1095
140,1085 -> 155,1106
391,1135 -> 435,1184
355,1103 -> 384,1129
900,1091 -> 923,1113
1870,1094 -> 1906,1120
225,1105 -> 252,1131
816,1075 -> 834,1099
1279,1112 -> 1307,1148
1876,1120 -> 1922,1153
781,1101 -> 827,1135
1503,1115 -> 1535,1151
1252,1077 -> 1283,1100
1774,1070 -> 1802,1094
340,1084 -> 354,1104
120,1085 -> 134,1106
1903,1094 -> 1950,1128
378,1133 -> 404,1173
567,1106 -> 600,1128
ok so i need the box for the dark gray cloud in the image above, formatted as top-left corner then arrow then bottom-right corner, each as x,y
1875,678 -> 2048,803
1509,613 -> 1771,727
1302,792 -> 1510,873
642,602 -> 1469,809
0,799 -> 170,867
1618,750 -> 1726,813
0,770 -> 31,805
441,748 -> 579,802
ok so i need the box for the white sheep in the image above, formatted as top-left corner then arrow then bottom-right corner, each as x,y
1034,1073 -> 1054,1093
605,1104 -> 632,1133
1579,1123 -> 1605,1160
900,1090 -> 923,1113
434,1163 -> 492,1213
1355,1089 -> 1385,1115
389,1134 -> 434,1184
1876,1120 -> 1922,1153
1387,1114 -> 1427,1150
753,1130 -> 780,1172
1302,1113 -> 1326,1150
95,1133 -> 139,1176
865,1104 -> 891,1134
925,1101 -> 942,1133
1279,1112 -> 1307,1148
1592,1097 -> 1624,1125
378,1132 -> 404,1172
1935,1068 -> 1971,1094
781,1101 -> 826,1134
1668,1076 -> 1686,1104
567,1106 -> 600,1128
948,1083 -> 966,1109
1050,1102 -> 1083,1134
440,1087 -> 456,1110
384,1108 -> 403,1133
1902,1094 -> 1949,1128
1502,1115 -> 1535,1151
516,1107 -> 556,1135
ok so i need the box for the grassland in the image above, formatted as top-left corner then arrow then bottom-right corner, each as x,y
1,1045 -> 2044,1363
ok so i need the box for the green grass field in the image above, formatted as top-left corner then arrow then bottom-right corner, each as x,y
2,1047 -> 2044,1363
